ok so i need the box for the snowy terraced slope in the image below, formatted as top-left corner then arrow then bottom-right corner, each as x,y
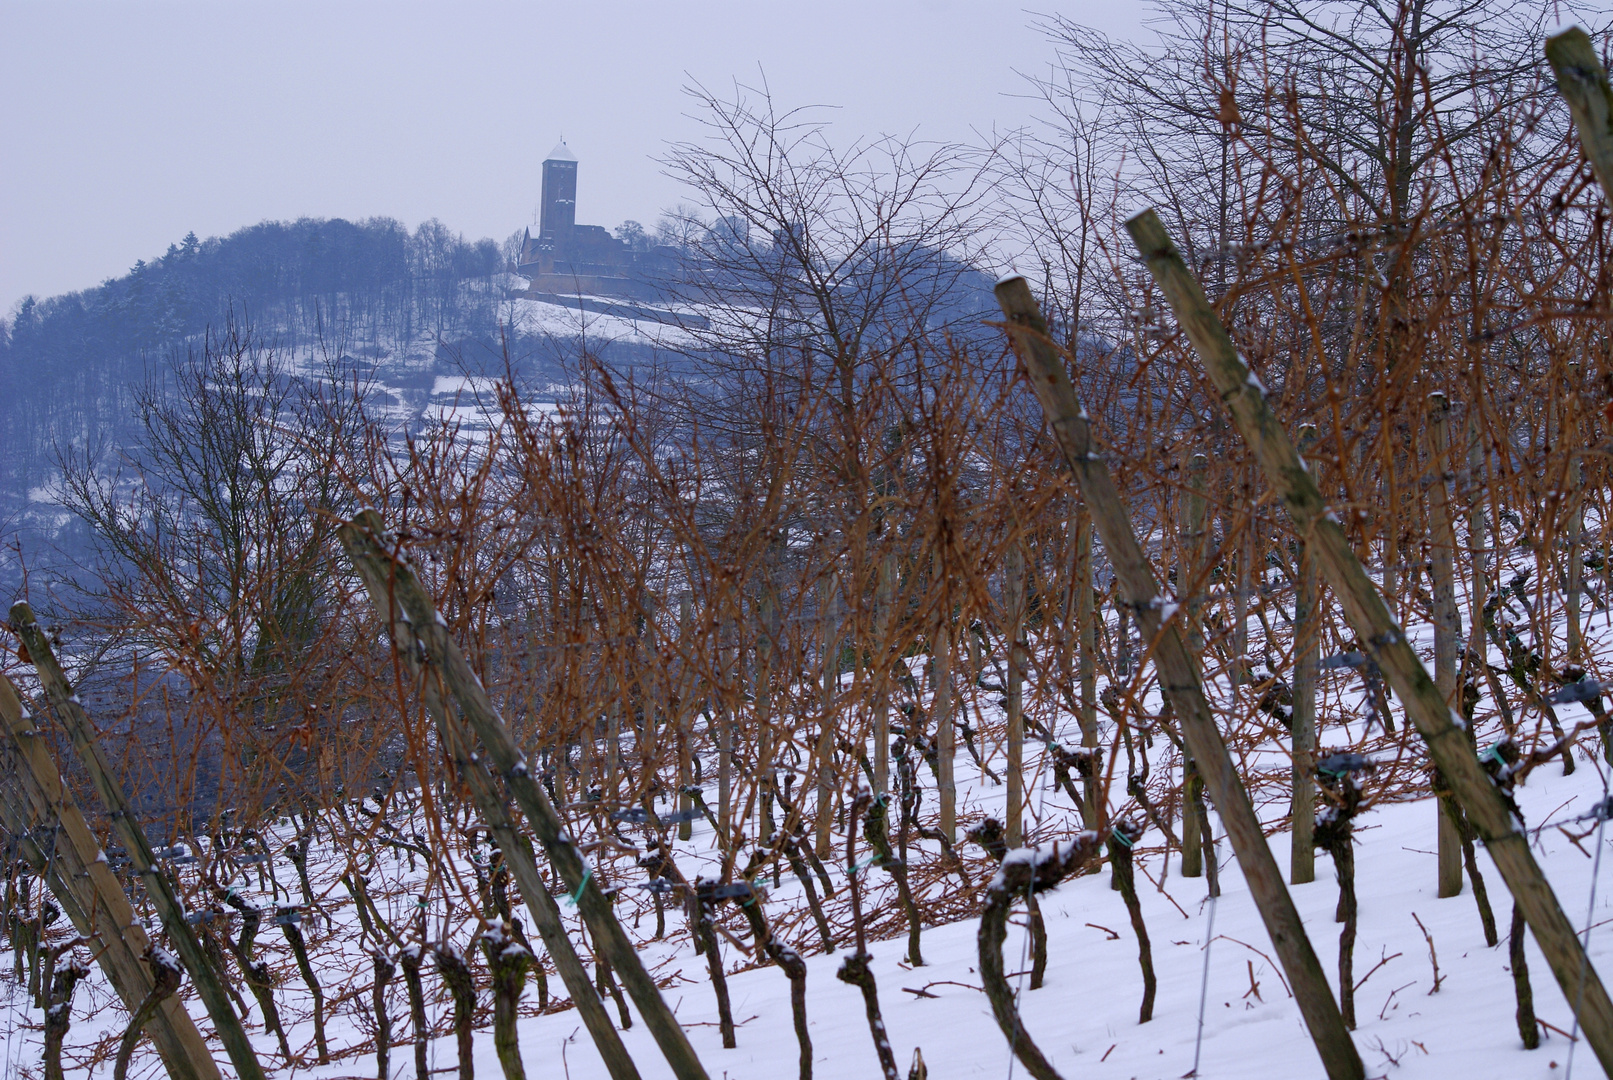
507,298 -> 698,351
4,587 -> 1613,1079
6,745 -> 1609,1079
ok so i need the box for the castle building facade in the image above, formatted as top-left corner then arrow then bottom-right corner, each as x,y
516,140 -> 668,299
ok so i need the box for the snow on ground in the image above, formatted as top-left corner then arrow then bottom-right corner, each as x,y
431,376 -> 502,399
5,547 -> 1613,1079
508,298 -> 696,350
7,736 -> 1608,1080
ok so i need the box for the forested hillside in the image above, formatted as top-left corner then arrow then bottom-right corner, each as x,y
0,217 -> 597,590
3,218 -> 507,450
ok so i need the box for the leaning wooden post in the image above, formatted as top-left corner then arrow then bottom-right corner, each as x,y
8,604 -> 266,1080
1548,29 -> 1613,195
1124,207 -> 1613,1076
1291,426 -> 1320,886
1550,29 -> 1611,670
995,277 -> 1364,1080
340,512 -> 710,1080
0,676 -> 218,1080
1179,451 -> 1208,880
1074,503 -> 1100,825
1005,539 -> 1026,846
339,522 -> 642,1080
1426,394 -> 1465,899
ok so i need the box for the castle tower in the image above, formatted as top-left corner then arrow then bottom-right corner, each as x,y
539,139 -> 578,242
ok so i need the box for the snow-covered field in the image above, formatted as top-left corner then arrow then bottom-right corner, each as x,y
508,298 -> 696,351
5,552 -> 1613,1080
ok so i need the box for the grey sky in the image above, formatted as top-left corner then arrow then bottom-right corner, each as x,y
0,1 -> 1151,316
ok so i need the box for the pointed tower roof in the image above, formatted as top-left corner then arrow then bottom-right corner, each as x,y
545,139 -> 577,163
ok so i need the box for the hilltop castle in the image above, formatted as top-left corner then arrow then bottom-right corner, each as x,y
515,140 -> 668,299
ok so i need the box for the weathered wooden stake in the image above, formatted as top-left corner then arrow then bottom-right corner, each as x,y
1006,539 -> 1026,846
0,675 -> 217,1080
676,593 -> 695,842
1547,29 -> 1613,198
1074,504 -> 1100,825
997,276 -> 1363,1080
340,512 -> 709,1080
718,628 -> 733,847
1464,414 -> 1489,661
817,572 -> 839,858
1568,455 -> 1585,663
933,589 -> 956,845
339,518 -> 643,1080
1292,426 -> 1319,885
875,555 -> 896,798
1126,206 -> 1613,1076
758,581 -> 779,838
1427,394 -> 1465,899
1180,452 -> 1207,880
10,604 -> 266,1080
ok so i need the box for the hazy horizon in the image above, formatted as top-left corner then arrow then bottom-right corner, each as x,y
0,1 -> 1154,317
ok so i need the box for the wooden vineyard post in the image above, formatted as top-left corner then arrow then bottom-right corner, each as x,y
1292,426 -> 1320,885
874,554 -> 896,798
817,571 -> 840,858
9,604 -> 266,1080
1181,453 -> 1209,657
718,625 -> 733,847
933,583 -> 956,844
678,593 -> 695,843
1427,394 -> 1465,899
1568,455 -> 1585,664
1124,207 -> 1613,1076
1005,538 -> 1026,846
608,680 -> 623,804
995,277 -> 1364,1080
1231,481 -> 1252,690
758,577 -> 779,834
0,675 -> 218,1080
1548,29 -> 1613,196
638,592 -> 666,814
340,511 -> 710,1080
1074,502 -> 1100,824
1464,415 -> 1489,659
1548,22 -> 1613,662
1180,451 -> 1208,879
340,519 -> 645,1080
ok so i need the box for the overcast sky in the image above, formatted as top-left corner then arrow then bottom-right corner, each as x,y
0,1 -> 1153,316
